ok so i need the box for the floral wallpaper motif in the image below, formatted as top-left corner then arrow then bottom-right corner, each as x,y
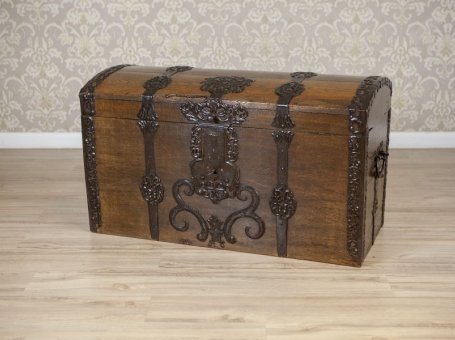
0,0 -> 454,132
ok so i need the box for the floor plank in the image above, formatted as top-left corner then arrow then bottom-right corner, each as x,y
0,149 -> 454,339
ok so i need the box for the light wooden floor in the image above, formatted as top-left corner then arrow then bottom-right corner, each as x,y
1,149 -> 454,339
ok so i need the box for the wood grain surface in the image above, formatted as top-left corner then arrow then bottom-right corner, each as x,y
1,149 -> 454,339
95,66 -> 364,114
94,115 -> 353,265
90,67 -> 390,266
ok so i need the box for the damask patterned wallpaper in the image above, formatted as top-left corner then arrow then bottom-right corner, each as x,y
0,0 -> 454,132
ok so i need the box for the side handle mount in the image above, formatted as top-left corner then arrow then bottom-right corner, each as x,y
373,142 -> 389,179
371,141 -> 389,244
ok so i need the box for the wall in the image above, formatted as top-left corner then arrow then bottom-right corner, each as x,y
1,0 -> 454,132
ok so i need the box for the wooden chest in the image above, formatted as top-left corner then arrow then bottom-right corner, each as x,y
80,65 -> 392,267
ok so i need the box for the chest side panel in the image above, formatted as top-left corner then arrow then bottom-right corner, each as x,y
363,86 -> 392,259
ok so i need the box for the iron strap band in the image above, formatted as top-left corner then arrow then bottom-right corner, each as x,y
80,64 -> 132,232
271,72 -> 318,257
138,66 -> 193,240
347,76 -> 392,260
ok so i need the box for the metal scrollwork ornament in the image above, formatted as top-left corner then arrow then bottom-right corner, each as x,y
170,76 -> 265,248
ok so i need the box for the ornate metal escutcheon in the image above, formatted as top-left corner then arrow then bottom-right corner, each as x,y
170,76 -> 265,248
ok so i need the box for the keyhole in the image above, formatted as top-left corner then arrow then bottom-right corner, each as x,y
213,117 -> 220,124
213,169 -> 218,175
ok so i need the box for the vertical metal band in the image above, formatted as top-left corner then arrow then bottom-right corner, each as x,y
270,130 -> 296,257
270,72 -> 317,257
138,66 -> 193,240
348,76 -> 392,260
79,64 -> 132,232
